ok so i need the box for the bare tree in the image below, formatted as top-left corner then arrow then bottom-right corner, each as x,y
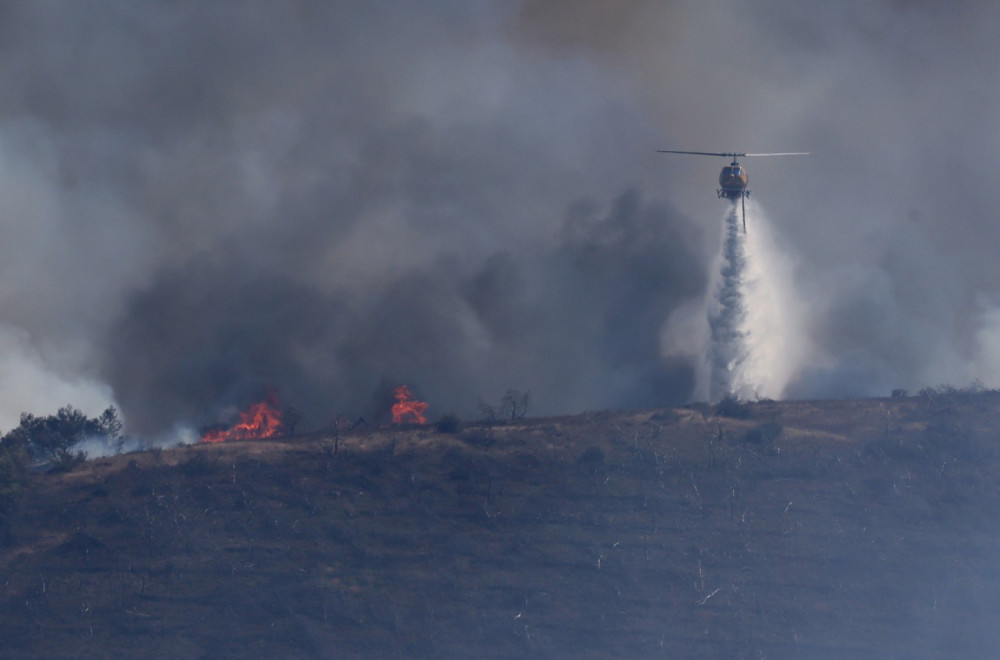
500,389 -> 530,420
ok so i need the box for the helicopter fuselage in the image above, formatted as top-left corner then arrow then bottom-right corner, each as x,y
655,149 -> 807,232
718,161 -> 749,201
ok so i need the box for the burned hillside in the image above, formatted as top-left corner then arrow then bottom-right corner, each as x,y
2,392 -> 1000,657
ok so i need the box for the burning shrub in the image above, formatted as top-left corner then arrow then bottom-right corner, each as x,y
201,394 -> 284,443
392,385 -> 429,425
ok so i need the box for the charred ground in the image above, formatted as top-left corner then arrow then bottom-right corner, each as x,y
2,392 -> 1000,658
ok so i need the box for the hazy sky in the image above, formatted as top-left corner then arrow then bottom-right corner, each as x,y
0,0 -> 997,435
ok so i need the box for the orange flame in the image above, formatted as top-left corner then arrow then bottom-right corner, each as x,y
201,394 -> 284,443
392,385 -> 428,425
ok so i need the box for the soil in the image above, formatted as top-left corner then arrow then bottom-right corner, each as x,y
2,392 -> 1000,658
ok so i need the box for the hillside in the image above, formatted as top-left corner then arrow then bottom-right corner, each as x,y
2,393 -> 1000,658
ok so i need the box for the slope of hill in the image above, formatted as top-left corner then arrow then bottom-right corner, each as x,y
2,393 -> 1000,658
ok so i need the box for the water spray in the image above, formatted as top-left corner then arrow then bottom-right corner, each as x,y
707,207 -> 748,400
702,200 -> 812,401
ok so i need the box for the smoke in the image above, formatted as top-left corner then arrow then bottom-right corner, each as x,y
519,0 -> 1000,400
104,187 -> 704,435
0,2 -> 708,436
0,1 -> 999,436
733,200 -> 813,399
0,324 -> 114,431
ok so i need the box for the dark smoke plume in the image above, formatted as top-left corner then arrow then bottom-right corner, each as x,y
0,2 -> 714,435
107,187 -> 705,435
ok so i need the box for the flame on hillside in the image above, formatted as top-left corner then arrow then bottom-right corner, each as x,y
392,385 -> 428,425
200,394 -> 284,443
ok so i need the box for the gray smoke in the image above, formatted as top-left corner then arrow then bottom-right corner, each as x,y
0,1 -> 711,434
1,1 -> 999,434
106,187 -> 704,433
520,0 -> 1000,401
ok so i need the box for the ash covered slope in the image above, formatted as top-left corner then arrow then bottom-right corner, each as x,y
3,392 -> 1000,657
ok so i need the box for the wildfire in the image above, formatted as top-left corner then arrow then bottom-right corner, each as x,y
201,394 -> 284,443
392,385 -> 428,425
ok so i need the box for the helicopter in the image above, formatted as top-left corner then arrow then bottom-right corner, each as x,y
657,150 -> 808,232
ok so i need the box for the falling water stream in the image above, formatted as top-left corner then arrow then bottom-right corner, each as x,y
703,200 -> 810,402
707,206 -> 747,400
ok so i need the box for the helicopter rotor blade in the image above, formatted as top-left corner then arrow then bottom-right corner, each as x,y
656,150 -> 745,158
743,152 -> 809,157
657,150 -> 809,159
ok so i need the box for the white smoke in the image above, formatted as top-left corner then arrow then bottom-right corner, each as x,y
969,305 -> 1000,388
0,323 -> 117,432
730,199 -> 814,399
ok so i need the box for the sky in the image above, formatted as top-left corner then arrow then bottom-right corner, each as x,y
0,0 -> 998,437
